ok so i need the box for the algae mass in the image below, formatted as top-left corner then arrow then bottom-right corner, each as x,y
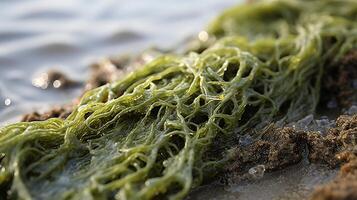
0,0 -> 356,199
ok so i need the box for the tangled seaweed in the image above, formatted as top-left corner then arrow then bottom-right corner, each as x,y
0,0 -> 356,199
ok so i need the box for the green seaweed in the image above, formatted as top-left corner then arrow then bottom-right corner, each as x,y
0,0 -> 356,199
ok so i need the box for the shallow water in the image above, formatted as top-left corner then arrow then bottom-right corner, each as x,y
0,0 -> 237,125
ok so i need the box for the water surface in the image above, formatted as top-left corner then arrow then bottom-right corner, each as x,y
0,0 -> 237,124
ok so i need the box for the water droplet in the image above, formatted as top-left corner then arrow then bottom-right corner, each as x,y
198,31 -> 209,42
53,80 -> 62,88
4,98 -> 11,106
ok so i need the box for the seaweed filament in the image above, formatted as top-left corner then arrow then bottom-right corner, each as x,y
1,0 -> 357,199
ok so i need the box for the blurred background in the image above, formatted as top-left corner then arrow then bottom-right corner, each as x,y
0,0 -> 238,124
